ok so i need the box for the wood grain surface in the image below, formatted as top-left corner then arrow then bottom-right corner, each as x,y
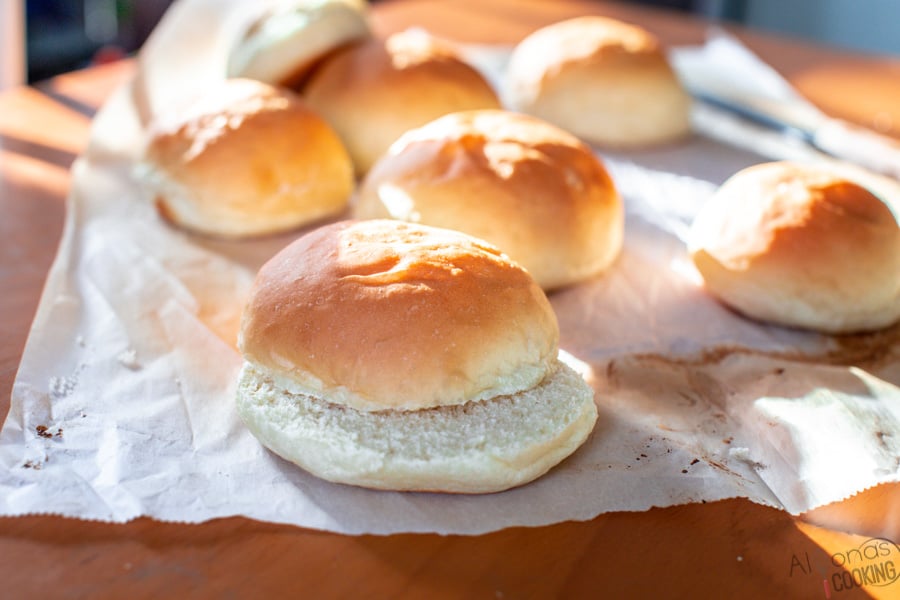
2,1 -> 898,598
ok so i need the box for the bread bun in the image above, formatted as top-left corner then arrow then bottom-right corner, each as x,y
688,161 -> 900,333
138,78 -> 354,238
505,16 -> 691,148
303,29 -> 502,176
240,219 -> 558,411
236,219 -> 598,492
226,0 -> 371,88
355,109 -> 624,290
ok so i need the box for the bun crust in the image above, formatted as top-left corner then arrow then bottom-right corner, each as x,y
505,16 -> 691,147
355,109 -> 624,290
139,78 -> 354,238
238,219 -> 559,411
688,161 -> 900,333
303,30 -> 502,175
226,0 -> 371,88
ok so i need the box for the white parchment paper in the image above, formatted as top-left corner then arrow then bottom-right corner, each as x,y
2,0 -> 898,534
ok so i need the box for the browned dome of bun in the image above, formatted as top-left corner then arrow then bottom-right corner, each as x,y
688,161 -> 900,333
505,16 -> 691,148
138,78 -> 354,238
303,29 -> 502,176
226,0 -> 371,88
238,219 -> 559,411
355,109 -> 624,290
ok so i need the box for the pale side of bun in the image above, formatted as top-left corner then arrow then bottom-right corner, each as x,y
238,219 -> 559,412
236,358 -> 597,493
303,30 -> 502,176
355,109 -> 624,290
226,0 -> 371,88
688,161 -> 900,333
505,16 -> 691,148
138,78 -> 354,238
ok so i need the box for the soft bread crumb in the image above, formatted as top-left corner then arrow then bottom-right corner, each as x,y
236,358 -> 597,493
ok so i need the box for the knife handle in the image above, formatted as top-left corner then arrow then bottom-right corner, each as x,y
813,119 -> 900,180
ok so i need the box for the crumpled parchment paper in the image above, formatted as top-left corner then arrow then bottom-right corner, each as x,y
1,0 -> 898,534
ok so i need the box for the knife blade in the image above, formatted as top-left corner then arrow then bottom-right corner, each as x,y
670,33 -> 900,180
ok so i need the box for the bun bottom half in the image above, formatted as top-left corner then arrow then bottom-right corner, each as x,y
236,359 -> 597,494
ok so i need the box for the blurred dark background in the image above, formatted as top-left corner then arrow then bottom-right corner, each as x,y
23,0 -> 900,83
26,0 -> 173,82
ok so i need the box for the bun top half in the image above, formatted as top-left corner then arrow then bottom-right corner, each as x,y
689,161 -> 900,333
303,30 -> 502,175
355,109 -> 623,290
238,219 -> 559,411
139,78 -> 354,238
505,16 -> 691,147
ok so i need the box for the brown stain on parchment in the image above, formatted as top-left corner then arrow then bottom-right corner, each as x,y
621,320 -> 900,374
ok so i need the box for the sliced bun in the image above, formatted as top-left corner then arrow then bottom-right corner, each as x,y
236,219 -> 598,492
303,29 -> 502,175
688,161 -> 900,333
505,16 -> 691,148
138,78 -> 354,238
226,0 -> 371,88
355,109 -> 624,290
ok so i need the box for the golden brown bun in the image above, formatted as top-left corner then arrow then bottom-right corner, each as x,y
355,109 -> 624,290
226,0 -> 371,88
236,219 -> 598,493
688,161 -> 900,333
238,219 -> 559,411
303,30 -> 502,176
138,78 -> 354,238
505,16 -> 691,148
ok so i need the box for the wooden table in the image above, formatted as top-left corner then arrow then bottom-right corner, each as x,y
2,1 -> 898,597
